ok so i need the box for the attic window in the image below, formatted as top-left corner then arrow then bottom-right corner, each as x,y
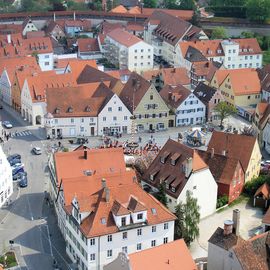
217,49 -> 221,53
101,217 -> 106,224
85,106 -> 91,112
37,95 -> 42,100
166,183 -> 169,189
55,108 -> 60,114
171,153 -> 181,166
160,151 -> 170,164
171,187 -> 176,193
67,107 -> 73,113
151,208 -> 157,215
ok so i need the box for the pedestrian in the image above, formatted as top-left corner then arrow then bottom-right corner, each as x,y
58,141 -> 61,148
138,136 -> 142,143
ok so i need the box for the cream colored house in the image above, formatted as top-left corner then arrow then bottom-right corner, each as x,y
209,68 -> 261,121
120,72 -> 172,132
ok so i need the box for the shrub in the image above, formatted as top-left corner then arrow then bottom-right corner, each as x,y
244,175 -> 270,196
62,147 -> 69,152
216,195 -> 228,208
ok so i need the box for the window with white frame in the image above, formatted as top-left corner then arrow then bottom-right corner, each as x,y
107,250 -> 112,258
90,238 -> 95,246
137,243 -> 142,250
108,107 -> 112,112
90,253 -> 95,261
122,246 -> 128,253
164,237 -> 168,244
152,226 -> 156,232
137,228 -> 142,236
107,235 -> 112,242
137,213 -> 143,220
151,240 -> 156,247
164,223 -> 168,230
118,106 -> 122,111
71,118 -> 74,123
123,232 -> 128,240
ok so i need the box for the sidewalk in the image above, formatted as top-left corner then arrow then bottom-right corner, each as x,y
0,182 -> 20,223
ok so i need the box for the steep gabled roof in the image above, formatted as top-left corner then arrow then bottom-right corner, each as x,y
193,82 -> 217,105
160,84 -> 192,109
207,131 -> 258,172
77,64 -> 118,88
142,139 -> 208,199
120,72 -> 152,113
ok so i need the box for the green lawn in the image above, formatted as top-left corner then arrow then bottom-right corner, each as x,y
263,50 -> 270,65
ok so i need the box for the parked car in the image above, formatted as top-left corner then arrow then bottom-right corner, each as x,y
9,158 -> 22,166
7,154 -> 21,162
2,121 -> 13,129
32,147 -> 42,155
0,104 -> 3,109
13,171 -> 27,181
261,160 -> 270,167
19,175 -> 28,187
12,163 -> 24,176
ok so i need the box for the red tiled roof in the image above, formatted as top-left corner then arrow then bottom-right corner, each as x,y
129,239 -> 197,270
255,183 -> 270,199
63,170 -> 176,238
207,131 -> 258,172
106,28 -> 142,47
77,38 -> 100,52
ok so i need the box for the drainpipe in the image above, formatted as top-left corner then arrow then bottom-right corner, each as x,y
98,236 -> 101,270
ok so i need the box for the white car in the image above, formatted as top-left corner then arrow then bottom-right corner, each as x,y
2,121 -> 12,129
261,160 -> 270,167
32,147 -> 42,155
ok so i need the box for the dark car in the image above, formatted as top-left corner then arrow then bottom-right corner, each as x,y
9,158 -> 22,166
12,164 -> 24,176
13,171 -> 27,181
0,104 -> 3,109
7,154 -> 21,162
19,175 -> 28,188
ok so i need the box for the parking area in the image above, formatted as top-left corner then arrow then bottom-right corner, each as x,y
190,199 -> 264,259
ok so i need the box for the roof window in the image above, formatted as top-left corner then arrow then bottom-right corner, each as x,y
160,151 -> 170,164
67,106 -> 73,113
101,217 -> 106,224
151,208 -> 157,215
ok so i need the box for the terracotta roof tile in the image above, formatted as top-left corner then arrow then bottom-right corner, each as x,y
100,21 -> 123,35
120,72 -> 151,113
161,67 -> 190,86
65,19 -> 91,30
160,84 -> 191,109
127,196 -> 147,212
207,131 -> 258,172
77,38 -> 100,52
262,207 -> 270,224
126,22 -> 144,32
0,23 -> 22,35
26,31 -> 45,39
46,82 -> 111,117
128,239 -> 197,270
257,64 -> 270,93
110,5 -> 128,13
62,169 -> 176,238
106,28 -> 142,47
128,6 -> 141,14
142,139 -> 208,199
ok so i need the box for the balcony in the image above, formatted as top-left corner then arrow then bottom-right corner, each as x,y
118,220 -> 148,231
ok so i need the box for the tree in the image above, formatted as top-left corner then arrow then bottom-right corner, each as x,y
175,191 -> 200,245
211,27 -> 227,39
143,0 -> 157,8
163,0 -> 194,10
191,10 -> 201,27
155,182 -> 168,207
214,101 -> 237,127
246,0 -> 270,22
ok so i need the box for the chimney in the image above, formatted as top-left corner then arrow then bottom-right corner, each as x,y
223,220 -> 234,236
133,176 -> 137,183
185,157 -> 193,178
73,11 -> 76,21
101,178 -> 106,188
222,150 -> 226,156
168,91 -> 172,100
53,12 -> 56,22
105,187 -> 110,203
232,209 -> 240,236
211,148 -> 214,158
83,145 -> 87,160
7,34 -> 11,44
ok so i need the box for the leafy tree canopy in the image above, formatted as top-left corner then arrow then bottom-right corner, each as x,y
211,26 -> 227,39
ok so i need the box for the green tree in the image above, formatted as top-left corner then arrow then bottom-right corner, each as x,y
144,0 -> 157,8
163,0 -> 194,10
179,0 -> 195,10
156,182 -> 168,207
211,27 -> 227,39
246,0 -> 270,22
175,191 -> 200,246
191,10 -> 201,27
214,101 -> 237,127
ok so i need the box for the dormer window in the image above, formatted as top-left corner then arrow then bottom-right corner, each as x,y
171,153 -> 180,166
121,217 -> 126,227
137,213 -> 143,220
37,95 -> 42,100
171,187 -> 176,193
166,183 -> 169,189
182,164 -> 185,172
217,49 -> 221,53
150,169 -> 159,181
67,106 -> 73,113
160,151 -> 170,164
85,105 -> 91,112
55,108 -> 60,114
151,208 -> 157,215
101,217 -> 106,224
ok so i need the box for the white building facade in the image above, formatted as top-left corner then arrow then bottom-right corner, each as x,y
38,52 -> 54,71
98,94 -> 132,135
0,146 -> 13,208
175,94 -> 206,126
0,69 -> 12,106
105,29 -> 154,73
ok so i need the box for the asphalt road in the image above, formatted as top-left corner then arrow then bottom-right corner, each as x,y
0,107 -> 71,270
